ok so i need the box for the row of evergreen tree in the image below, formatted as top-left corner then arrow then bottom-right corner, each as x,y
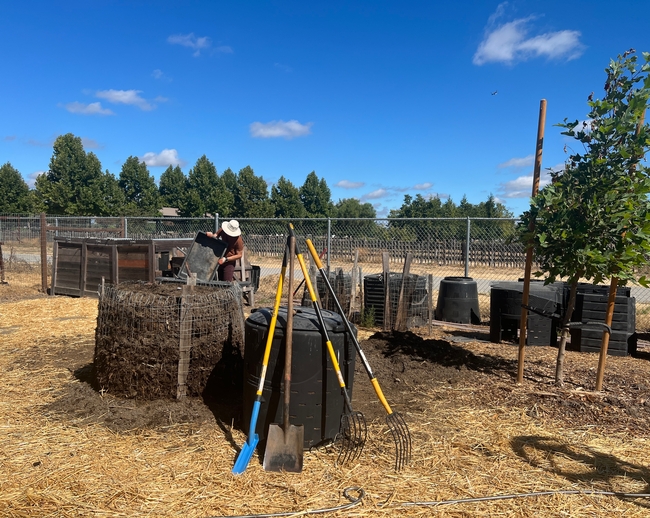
1,133 -> 513,219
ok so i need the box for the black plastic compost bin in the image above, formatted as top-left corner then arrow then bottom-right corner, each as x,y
489,281 -> 562,346
243,306 -> 356,450
435,276 -> 481,325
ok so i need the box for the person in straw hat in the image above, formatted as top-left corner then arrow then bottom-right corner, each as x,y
206,220 -> 244,281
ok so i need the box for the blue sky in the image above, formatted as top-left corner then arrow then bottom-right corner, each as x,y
1,0 -> 649,217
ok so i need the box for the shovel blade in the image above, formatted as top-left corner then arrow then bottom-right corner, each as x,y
263,423 -> 304,472
232,434 -> 259,475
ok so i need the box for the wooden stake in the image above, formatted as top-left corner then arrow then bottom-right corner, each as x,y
40,213 -> 48,294
517,99 -> 547,384
395,253 -> 413,332
595,111 -> 646,390
382,252 -> 391,331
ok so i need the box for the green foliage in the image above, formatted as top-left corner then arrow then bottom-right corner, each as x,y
360,306 -> 375,328
388,193 -> 514,240
332,197 -> 378,236
159,165 -> 186,208
0,162 -> 34,213
179,156 -> 232,217
519,50 -> 650,287
271,176 -> 306,218
35,133 -> 108,215
118,156 -> 161,216
233,166 -> 273,218
96,170 -> 126,216
299,171 -> 334,218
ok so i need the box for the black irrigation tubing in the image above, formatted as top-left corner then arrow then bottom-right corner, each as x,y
208,486 -> 650,518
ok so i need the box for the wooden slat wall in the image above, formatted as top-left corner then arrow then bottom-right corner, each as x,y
53,244 -> 83,296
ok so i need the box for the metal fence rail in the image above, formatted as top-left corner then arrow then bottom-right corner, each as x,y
2,213 -> 649,332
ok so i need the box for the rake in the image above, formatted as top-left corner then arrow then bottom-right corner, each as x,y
305,238 -> 412,471
289,224 -> 367,465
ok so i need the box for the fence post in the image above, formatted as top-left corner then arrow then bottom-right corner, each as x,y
327,217 -> 331,274
464,217 -> 471,277
123,217 -> 128,238
215,213 -> 219,233
40,213 -> 48,293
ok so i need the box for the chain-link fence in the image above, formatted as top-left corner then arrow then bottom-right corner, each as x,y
2,213 -> 650,332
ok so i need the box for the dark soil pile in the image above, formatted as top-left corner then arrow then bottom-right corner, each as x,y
93,282 -> 245,400
351,329 -> 650,436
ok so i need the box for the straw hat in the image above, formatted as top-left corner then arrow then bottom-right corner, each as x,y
222,219 -> 241,237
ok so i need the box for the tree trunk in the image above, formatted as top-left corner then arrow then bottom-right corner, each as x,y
555,281 -> 578,386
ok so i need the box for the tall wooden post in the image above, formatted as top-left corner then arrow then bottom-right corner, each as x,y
517,100 -> 547,384
40,213 -> 48,294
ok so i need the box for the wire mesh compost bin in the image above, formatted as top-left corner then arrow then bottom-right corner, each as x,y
94,281 -> 245,400
363,273 -> 429,329
242,306 -> 357,450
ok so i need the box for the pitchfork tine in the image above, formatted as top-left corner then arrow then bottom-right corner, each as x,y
387,412 -> 411,470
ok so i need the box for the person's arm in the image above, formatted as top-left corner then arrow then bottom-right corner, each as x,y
217,236 -> 244,265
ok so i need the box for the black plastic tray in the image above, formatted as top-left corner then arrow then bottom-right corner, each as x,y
177,232 -> 228,282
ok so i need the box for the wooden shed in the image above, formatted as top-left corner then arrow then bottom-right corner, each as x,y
51,237 -> 193,297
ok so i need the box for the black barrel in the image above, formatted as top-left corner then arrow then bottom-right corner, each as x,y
243,306 -> 356,450
435,276 -> 481,324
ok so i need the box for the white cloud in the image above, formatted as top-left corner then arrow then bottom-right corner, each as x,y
498,155 -> 534,169
27,170 -> 45,188
413,182 -> 433,190
215,45 -> 233,54
140,149 -> 186,167
336,180 -> 365,189
167,33 -> 213,57
152,69 -> 172,82
3,135 -> 16,141
96,89 -> 154,111
81,137 -> 102,149
497,166 -> 556,198
250,120 -> 313,139
474,4 -> 584,65
361,189 -> 389,200
63,101 -> 114,116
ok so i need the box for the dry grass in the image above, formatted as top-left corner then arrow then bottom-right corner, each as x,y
2,273 -> 650,517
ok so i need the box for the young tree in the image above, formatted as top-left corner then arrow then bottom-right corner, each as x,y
270,176 -> 306,218
519,50 -> 650,385
119,156 -> 161,216
299,171 -> 333,218
159,165 -> 186,208
0,162 -> 34,213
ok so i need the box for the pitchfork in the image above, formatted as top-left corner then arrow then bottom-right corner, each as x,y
289,224 -> 367,465
305,238 -> 412,471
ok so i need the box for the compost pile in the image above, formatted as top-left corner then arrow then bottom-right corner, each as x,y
94,281 -> 245,400
352,329 -> 650,436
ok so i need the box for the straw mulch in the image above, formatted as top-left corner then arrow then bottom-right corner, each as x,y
2,274 -> 650,517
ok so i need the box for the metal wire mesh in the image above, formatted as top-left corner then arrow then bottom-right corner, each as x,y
3,213 -> 649,332
95,281 -> 245,399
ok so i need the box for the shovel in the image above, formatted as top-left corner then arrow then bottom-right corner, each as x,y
232,236 -> 290,475
263,234 -> 304,472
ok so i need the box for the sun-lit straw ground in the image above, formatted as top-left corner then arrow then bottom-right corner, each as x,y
2,269 -> 650,517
